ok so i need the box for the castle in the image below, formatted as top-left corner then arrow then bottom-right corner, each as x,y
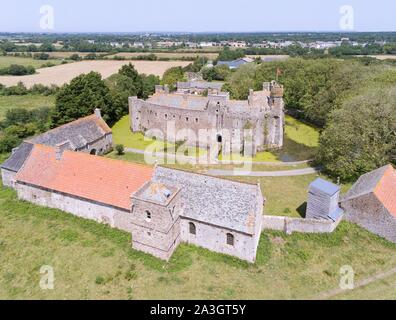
129,81 -> 285,156
1,110 -> 263,262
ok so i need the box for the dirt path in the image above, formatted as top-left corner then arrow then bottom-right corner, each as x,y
0,60 -> 190,88
316,266 -> 396,300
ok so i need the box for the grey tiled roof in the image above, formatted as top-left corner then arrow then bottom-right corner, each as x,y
177,81 -> 223,90
28,115 -> 110,150
1,142 -> 34,172
343,165 -> 389,200
153,166 -> 261,234
148,94 -> 209,110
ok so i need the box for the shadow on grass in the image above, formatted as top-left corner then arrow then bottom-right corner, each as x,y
271,136 -> 318,162
296,202 -> 307,218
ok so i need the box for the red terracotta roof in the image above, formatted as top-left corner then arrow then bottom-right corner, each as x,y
16,144 -> 153,210
374,165 -> 396,217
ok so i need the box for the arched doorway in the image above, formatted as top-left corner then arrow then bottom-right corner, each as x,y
90,149 -> 97,155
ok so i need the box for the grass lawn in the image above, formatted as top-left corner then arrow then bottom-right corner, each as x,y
105,151 -> 350,219
0,56 -> 64,69
0,95 -> 55,119
112,114 -> 318,163
0,182 -> 395,299
112,115 -> 207,156
331,272 -> 396,300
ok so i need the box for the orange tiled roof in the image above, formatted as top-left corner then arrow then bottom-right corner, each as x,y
374,165 -> 396,217
16,144 -> 153,210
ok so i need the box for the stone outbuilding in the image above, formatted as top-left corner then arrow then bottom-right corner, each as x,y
1,109 -> 113,188
341,164 -> 396,243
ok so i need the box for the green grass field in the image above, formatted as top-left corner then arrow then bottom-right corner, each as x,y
0,95 -> 56,119
0,56 -> 64,69
112,114 -> 319,162
0,181 -> 395,299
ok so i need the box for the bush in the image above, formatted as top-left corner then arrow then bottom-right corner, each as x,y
0,64 -> 36,76
33,52 -> 50,60
70,54 -> 81,61
115,144 -> 125,155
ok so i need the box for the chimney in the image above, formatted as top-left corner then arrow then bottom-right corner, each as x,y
94,108 -> 101,119
55,141 -> 70,161
248,89 -> 254,106
11,147 -> 19,155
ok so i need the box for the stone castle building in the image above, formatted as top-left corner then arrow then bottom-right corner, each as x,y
129,81 -> 285,156
1,111 -> 264,262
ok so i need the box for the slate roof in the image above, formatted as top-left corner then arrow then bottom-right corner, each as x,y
0,142 -> 34,172
28,114 -> 111,150
217,58 -> 253,69
16,144 -> 153,210
148,93 -> 209,110
344,164 -> 396,217
177,81 -> 223,90
153,166 -> 261,235
310,178 -> 340,196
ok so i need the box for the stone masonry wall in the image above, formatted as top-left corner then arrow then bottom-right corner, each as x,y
262,215 -> 342,234
342,194 -> 396,243
180,217 -> 258,262
76,133 -> 113,155
1,169 -> 16,188
16,182 -> 132,232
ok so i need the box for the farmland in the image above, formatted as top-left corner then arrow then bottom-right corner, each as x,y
0,95 -> 55,119
0,60 -> 191,88
105,52 -> 219,60
0,56 -> 65,69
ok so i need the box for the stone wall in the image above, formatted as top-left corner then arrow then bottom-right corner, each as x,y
262,215 -> 342,234
129,87 -> 284,155
16,182 -> 132,232
180,217 -> 258,262
76,133 -> 113,155
342,194 -> 396,243
129,187 -> 183,260
1,169 -> 16,188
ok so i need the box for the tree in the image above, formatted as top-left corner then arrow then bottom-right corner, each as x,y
217,47 -> 245,61
115,144 -> 125,155
317,86 -> 396,181
51,72 -> 117,126
161,67 -> 185,91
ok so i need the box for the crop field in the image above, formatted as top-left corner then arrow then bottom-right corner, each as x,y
0,60 -> 191,88
0,95 -> 55,119
0,56 -> 64,69
105,52 -> 219,60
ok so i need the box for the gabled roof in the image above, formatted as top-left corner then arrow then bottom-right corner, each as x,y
344,164 -> 396,217
16,144 -> 153,210
153,166 -> 262,235
374,165 -> 396,217
1,142 -> 34,172
28,114 -> 111,150
310,178 -> 340,196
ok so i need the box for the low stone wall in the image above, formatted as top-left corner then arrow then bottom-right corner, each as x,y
262,214 -> 343,234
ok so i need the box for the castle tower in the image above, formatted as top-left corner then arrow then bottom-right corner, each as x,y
129,181 -> 182,261
264,81 -> 285,148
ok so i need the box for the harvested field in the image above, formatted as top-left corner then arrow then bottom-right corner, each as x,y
105,52 -> 218,60
0,60 -> 191,88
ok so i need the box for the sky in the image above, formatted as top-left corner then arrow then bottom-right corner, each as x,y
0,0 -> 395,33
